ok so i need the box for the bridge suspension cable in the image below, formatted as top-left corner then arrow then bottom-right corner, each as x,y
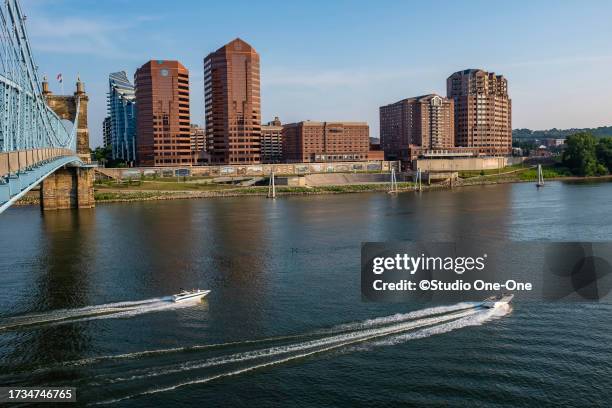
0,0 -> 86,214
0,0 -> 78,152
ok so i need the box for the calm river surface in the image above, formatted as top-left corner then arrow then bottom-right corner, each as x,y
1,181 -> 611,406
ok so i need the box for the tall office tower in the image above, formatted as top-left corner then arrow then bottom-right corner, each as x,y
204,38 -> 261,164
447,69 -> 512,156
261,117 -> 283,163
102,116 -> 111,148
379,94 -> 454,160
135,60 -> 191,166
282,121 -> 370,163
107,71 -> 137,163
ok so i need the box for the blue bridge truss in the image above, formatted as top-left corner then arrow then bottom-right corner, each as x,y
0,0 -> 84,213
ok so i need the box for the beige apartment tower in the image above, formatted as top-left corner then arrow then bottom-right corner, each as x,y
447,69 -> 512,156
261,117 -> 283,163
204,38 -> 261,164
379,94 -> 454,161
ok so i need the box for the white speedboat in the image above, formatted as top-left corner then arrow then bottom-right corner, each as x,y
481,293 -> 514,309
172,289 -> 210,303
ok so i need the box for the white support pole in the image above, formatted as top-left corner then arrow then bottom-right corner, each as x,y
414,168 -> 422,192
419,169 -> 422,191
389,167 -> 398,194
268,169 -> 276,198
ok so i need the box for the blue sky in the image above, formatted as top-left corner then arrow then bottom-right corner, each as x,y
23,0 -> 612,147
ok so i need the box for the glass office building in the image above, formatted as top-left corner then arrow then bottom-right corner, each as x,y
108,71 -> 137,163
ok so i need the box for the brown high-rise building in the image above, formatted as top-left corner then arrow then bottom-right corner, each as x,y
282,121 -> 369,163
447,69 -> 512,156
261,117 -> 283,163
379,94 -> 454,161
204,38 -> 261,164
135,60 -> 191,166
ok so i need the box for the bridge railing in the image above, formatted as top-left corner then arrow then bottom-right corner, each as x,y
0,148 -> 74,179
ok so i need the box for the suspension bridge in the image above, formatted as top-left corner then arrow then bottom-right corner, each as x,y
0,0 -> 94,214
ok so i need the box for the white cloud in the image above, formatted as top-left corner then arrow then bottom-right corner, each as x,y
25,9 -> 158,59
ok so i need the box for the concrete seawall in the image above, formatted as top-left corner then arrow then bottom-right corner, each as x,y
413,156 -> 526,171
95,160 -> 398,181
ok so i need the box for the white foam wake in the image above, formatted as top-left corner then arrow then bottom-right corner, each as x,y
51,302 -> 479,371
370,303 -> 511,347
0,296 -> 198,331
97,308 -> 477,385
330,302 -> 479,332
95,303 -> 511,404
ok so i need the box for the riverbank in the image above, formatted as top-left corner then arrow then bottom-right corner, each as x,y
87,168 -> 612,203
13,169 -> 612,206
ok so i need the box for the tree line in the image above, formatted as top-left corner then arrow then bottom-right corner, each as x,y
514,126 -> 612,140
562,133 -> 612,176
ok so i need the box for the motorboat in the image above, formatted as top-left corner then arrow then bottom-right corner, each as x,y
172,289 -> 210,303
481,293 -> 514,309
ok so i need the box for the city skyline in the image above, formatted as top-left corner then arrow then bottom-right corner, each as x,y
23,0 -> 612,147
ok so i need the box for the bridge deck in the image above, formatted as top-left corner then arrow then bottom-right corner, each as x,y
0,151 -> 84,213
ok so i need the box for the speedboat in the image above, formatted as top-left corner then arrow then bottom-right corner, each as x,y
481,293 -> 514,309
172,289 -> 210,303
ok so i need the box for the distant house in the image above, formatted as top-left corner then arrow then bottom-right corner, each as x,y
545,138 -> 565,147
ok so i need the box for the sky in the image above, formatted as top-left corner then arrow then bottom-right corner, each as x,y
22,0 -> 612,147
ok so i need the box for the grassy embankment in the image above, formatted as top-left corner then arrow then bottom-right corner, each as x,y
14,163 -> 593,206
91,163 -> 585,203
458,163 -> 572,183
92,180 -> 417,202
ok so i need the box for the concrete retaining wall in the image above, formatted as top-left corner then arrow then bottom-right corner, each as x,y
413,157 -> 524,172
304,173 -> 391,186
95,161 -> 398,180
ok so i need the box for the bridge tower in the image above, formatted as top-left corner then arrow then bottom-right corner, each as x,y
0,0 -> 97,214
41,77 -> 90,163
39,77 -> 94,211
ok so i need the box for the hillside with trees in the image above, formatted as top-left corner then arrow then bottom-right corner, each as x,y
513,126 -> 612,140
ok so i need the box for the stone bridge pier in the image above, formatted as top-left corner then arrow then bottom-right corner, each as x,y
40,77 -> 94,211
40,166 -> 94,210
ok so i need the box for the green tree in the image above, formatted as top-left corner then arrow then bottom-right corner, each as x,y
91,145 -> 129,168
512,139 -> 536,156
596,137 -> 612,173
92,146 -> 111,166
562,133 -> 600,176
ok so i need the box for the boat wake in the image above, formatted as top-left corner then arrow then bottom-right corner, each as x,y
0,296 -> 202,331
75,302 -> 510,405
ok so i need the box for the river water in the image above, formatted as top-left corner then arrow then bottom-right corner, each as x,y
0,181 -> 611,406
